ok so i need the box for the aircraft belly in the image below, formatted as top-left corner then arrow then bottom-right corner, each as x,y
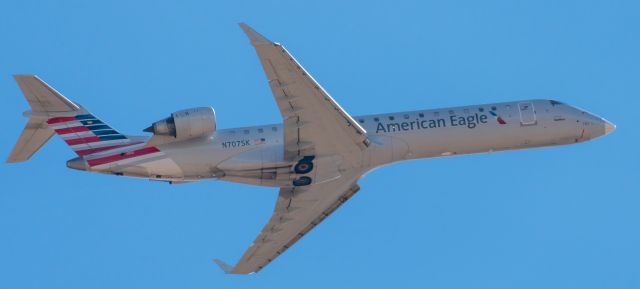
138,158 -> 183,177
156,141 -> 239,178
365,135 -> 409,167
216,145 -> 284,171
391,119 -> 554,159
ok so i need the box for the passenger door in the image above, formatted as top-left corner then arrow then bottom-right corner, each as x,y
518,102 -> 537,125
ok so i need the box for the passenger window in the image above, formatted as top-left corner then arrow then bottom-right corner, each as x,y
272,126 -> 278,131
258,128 -> 264,133
374,117 -> 380,122
478,107 -> 484,112
448,110 -> 455,115
491,106 -> 497,111
389,116 -> 395,121
404,114 -> 410,119
419,113 -> 424,118
243,129 -> 250,134
463,109 -> 469,114
358,119 -> 365,123
434,112 -> 440,117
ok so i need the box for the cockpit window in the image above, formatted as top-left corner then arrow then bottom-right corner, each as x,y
549,100 -> 564,106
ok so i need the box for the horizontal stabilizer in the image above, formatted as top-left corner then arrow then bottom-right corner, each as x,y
13,75 -> 79,112
7,118 -> 55,163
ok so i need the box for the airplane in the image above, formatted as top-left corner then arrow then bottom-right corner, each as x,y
7,23 -> 615,274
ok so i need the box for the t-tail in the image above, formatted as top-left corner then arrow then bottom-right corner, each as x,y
7,75 -> 143,163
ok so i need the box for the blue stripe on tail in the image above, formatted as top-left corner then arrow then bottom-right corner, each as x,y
99,135 -> 127,141
85,124 -> 111,131
75,114 -> 96,120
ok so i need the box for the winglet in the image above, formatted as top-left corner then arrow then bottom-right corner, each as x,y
238,23 -> 273,45
213,259 -> 235,274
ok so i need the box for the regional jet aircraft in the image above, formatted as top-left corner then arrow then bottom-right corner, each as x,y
8,23 -> 615,274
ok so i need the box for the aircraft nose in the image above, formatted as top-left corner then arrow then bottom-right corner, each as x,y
66,157 -> 88,171
604,119 -> 616,135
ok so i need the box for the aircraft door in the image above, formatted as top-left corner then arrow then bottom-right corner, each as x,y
518,102 -> 537,125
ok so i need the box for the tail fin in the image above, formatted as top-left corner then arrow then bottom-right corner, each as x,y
8,75 -> 133,163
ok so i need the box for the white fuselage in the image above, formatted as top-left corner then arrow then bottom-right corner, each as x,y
76,99 -> 612,186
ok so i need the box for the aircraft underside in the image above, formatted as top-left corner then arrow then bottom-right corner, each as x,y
7,23 -> 615,274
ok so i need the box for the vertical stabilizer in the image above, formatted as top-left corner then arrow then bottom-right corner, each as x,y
7,75 -> 80,163
8,75 -> 136,163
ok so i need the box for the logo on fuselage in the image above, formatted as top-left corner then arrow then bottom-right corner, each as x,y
488,111 -> 507,125
375,113 -> 492,133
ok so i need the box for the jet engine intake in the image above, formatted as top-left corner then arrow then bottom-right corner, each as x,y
145,107 -> 216,140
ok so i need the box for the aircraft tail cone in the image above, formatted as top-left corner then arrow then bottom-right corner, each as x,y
66,157 -> 88,171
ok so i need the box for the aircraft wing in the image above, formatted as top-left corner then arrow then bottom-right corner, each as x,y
239,23 -> 369,165
214,171 -> 362,274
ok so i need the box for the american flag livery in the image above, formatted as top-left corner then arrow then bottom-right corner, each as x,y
47,114 -> 164,168
489,110 -> 507,125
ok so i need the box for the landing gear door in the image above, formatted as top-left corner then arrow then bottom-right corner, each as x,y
518,102 -> 537,125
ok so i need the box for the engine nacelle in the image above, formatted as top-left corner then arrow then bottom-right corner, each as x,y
144,107 -> 216,140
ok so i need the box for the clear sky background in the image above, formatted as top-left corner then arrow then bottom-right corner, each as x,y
1,0 -> 638,288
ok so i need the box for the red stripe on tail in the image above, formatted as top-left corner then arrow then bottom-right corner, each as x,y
64,136 -> 101,145
87,147 -> 160,167
47,117 -> 77,124
75,142 -> 143,156
55,126 -> 90,135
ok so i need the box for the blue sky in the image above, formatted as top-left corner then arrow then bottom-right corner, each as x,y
1,0 -> 638,288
